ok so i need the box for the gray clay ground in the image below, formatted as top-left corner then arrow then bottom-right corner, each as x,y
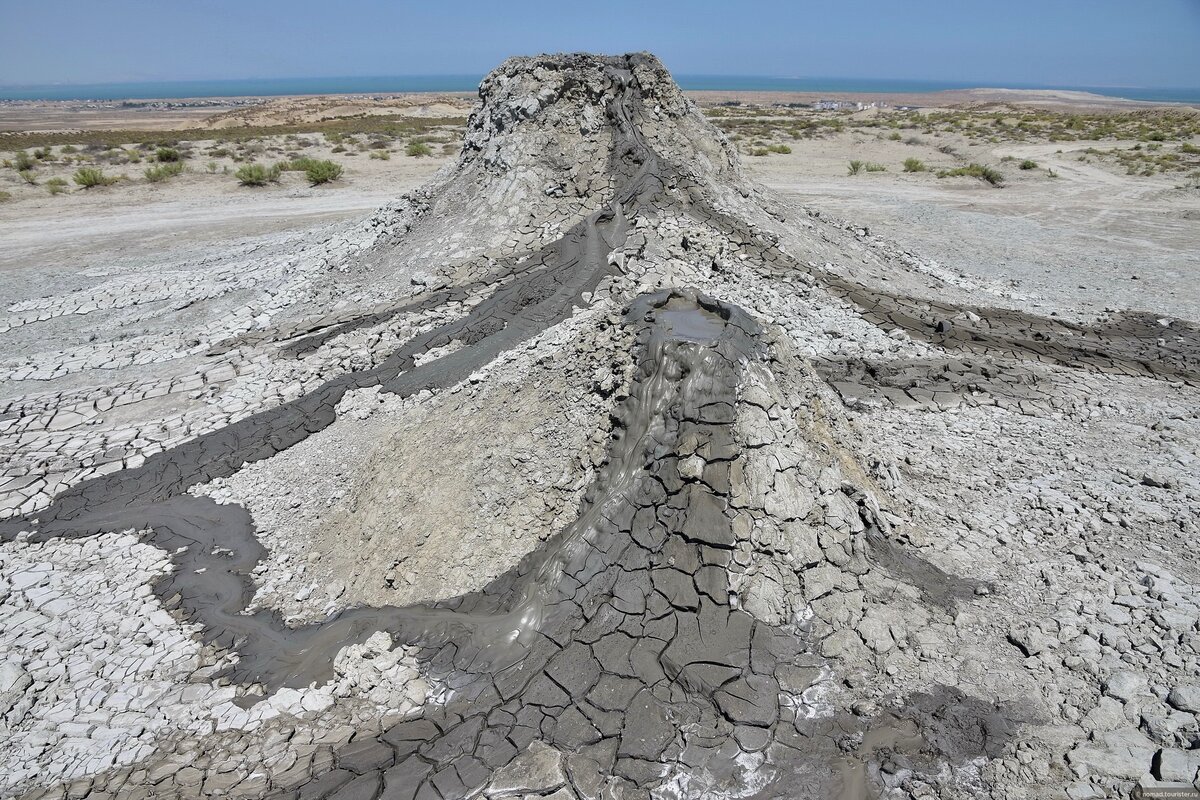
1,53 -> 1199,800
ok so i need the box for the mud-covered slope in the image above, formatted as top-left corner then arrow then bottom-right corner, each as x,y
2,53 -> 1199,800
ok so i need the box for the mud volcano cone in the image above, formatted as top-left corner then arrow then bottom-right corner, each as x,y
9,51 -> 1197,800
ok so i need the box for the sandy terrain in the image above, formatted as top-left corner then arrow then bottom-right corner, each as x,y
5,83 -> 1192,136
0,93 -> 474,133
688,86 -> 1200,112
747,133 -> 1200,321
0,151 -> 451,266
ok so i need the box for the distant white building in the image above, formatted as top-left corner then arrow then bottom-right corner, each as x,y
812,99 -> 890,111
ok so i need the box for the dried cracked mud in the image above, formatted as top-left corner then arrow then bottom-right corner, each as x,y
2,53 -> 1199,800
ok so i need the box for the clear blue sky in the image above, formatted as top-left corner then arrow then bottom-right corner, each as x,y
1,0 -> 1198,88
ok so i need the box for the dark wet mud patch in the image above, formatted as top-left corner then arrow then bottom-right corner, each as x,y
863,524 -> 987,611
818,272 -> 1200,384
760,685 -> 1022,800
815,353 -> 1063,415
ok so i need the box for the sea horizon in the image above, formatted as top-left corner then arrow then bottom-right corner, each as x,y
1,73 -> 1199,104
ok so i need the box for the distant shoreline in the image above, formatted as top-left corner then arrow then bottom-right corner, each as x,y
2,74 -> 1199,104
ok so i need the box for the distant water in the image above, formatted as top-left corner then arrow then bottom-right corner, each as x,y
1,74 -> 1197,104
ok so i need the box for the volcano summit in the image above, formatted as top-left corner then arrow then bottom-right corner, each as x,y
1,53 -> 1199,800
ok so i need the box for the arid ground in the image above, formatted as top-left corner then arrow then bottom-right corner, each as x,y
1,62 -> 1198,800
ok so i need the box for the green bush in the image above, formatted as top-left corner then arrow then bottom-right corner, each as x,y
18,169 -> 38,185
46,177 -> 68,194
1019,159 -> 1038,170
144,162 -> 184,182
369,150 -> 390,160
865,162 -> 887,172
13,150 -> 35,171
848,159 -> 864,175
1181,142 -> 1199,154
888,131 -> 902,141
405,140 -> 432,158
937,163 -> 1004,186
0,190 -> 11,202
73,167 -> 118,188
903,157 -> 926,172
235,162 -> 281,186
206,161 -> 218,173
304,159 -> 343,185
155,146 -> 182,162
60,144 -> 78,154
279,156 -> 324,172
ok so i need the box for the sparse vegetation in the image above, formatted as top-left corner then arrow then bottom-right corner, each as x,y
848,160 -> 864,175
155,147 -> 182,162
864,162 -> 887,172
0,114 -> 468,151
303,159 -> 343,185
46,177 -> 68,194
405,140 -> 433,157
369,150 -> 390,160
73,167 -> 119,188
0,190 -> 11,202
1019,159 -> 1038,170
235,162 -> 281,186
279,156 -> 321,172
13,150 -> 35,171
18,169 -> 38,185
937,163 -> 1004,186
903,157 -> 926,172
144,162 -> 185,182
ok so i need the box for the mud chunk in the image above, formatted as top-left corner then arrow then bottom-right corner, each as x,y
1103,670 -> 1146,703
714,674 -> 779,727
679,486 -> 734,548
617,689 -> 674,760
1067,728 -> 1158,780
1167,684 -> 1200,713
1007,626 -> 1055,657
484,741 -> 567,798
